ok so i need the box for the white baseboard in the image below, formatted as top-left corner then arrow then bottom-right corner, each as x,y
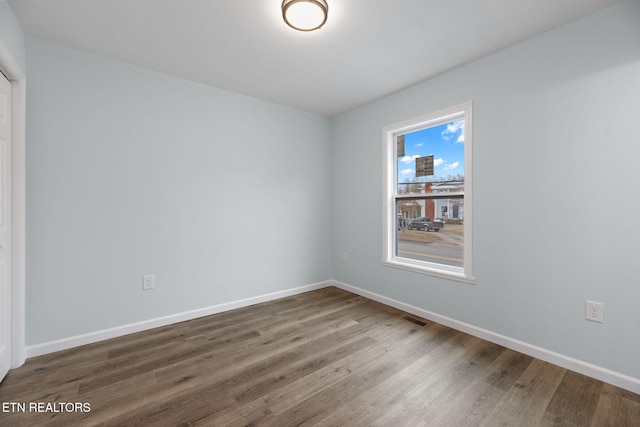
25,278 -> 640,395
26,280 -> 331,358
331,280 -> 640,395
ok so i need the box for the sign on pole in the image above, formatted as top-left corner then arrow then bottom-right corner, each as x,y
415,155 -> 434,177
397,134 -> 405,158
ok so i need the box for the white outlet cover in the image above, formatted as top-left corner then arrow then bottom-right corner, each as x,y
585,300 -> 603,323
143,274 -> 155,290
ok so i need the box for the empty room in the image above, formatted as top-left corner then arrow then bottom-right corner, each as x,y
1,0 -> 639,425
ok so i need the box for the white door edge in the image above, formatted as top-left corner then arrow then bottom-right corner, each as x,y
0,40 -> 27,373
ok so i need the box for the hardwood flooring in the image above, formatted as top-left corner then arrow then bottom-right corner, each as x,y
1,287 -> 639,426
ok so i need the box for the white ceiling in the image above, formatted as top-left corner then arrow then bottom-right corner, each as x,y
8,0 -> 619,117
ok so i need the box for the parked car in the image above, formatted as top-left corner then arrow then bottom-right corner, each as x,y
407,217 -> 440,232
433,220 -> 444,230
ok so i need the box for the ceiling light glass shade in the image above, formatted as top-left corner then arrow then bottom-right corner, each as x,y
282,0 -> 328,32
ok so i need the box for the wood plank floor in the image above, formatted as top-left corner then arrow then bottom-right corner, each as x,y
1,287 -> 639,426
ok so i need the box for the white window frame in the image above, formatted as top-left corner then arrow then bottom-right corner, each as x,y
382,102 -> 474,283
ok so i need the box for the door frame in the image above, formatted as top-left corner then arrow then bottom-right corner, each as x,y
0,40 -> 26,369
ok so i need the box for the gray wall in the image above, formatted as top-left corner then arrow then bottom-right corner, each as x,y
331,0 -> 640,379
25,38 -> 332,345
0,2 -> 25,73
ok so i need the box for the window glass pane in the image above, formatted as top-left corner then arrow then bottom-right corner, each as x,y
396,198 -> 463,269
397,119 -> 465,195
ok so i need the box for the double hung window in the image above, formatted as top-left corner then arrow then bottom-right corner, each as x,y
382,102 -> 473,282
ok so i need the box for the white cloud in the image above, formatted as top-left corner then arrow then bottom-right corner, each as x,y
434,158 -> 444,166
441,120 -> 465,143
400,168 -> 414,175
400,155 -> 420,164
444,161 -> 460,172
447,121 -> 463,133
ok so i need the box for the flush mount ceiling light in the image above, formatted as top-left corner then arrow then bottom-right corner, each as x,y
282,0 -> 328,32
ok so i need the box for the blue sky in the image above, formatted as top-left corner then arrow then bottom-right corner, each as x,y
398,119 -> 465,183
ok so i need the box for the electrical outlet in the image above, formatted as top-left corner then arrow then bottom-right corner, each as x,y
585,300 -> 603,323
142,274 -> 155,290
342,252 -> 348,263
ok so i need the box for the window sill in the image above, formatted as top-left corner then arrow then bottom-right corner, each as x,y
382,258 -> 475,285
